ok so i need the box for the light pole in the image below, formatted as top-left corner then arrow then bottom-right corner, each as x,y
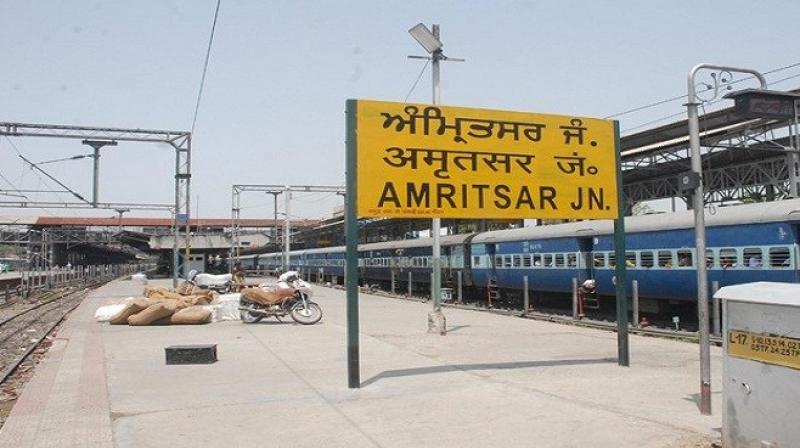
686,63 -> 767,415
82,140 -> 118,207
266,191 -> 281,251
408,23 -> 463,334
115,208 -> 130,248
283,186 -> 291,272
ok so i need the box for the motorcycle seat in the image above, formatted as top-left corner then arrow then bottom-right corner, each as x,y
194,273 -> 233,286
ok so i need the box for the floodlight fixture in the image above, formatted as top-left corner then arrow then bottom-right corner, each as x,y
408,23 -> 442,54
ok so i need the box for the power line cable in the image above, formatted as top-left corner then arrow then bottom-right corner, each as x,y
2,137 -> 73,212
768,71 -> 800,87
606,61 -> 800,119
17,154 -> 89,203
190,0 -> 222,134
0,171 -> 28,200
404,59 -> 430,102
621,68 -> 800,133
4,137 -> 73,198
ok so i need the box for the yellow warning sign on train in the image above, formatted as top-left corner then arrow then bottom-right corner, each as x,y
728,329 -> 800,370
354,100 -> 619,219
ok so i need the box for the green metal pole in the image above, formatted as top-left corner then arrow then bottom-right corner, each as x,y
613,120 -> 629,367
345,99 -> 360,388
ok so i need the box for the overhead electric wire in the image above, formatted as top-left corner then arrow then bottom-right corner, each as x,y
621,67 -> 800,134
2,137 -> 76,212
768,71 -> 800,87
0,172 -> 28,200
190,0 -> 222,134
3,136 -> 59,190
404,59 -> 430,102
34,154 -> 92,165
17,154 -> 89,204
607,61 -> 800,120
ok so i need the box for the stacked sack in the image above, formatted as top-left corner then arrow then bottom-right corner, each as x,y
108,282 -> 215,326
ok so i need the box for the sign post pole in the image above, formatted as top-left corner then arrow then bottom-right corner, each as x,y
429,24 -> 445,335
345,100 -> 360,388
349,98 -> 621,387
613,121 -> 629,366
686,64 -> 767,415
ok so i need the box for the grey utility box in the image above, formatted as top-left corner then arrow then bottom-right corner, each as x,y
714,282 -> 800,448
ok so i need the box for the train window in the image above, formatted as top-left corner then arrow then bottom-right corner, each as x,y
743,248 -> 763,268
769,247 -> 791,268
593,253 -> 605,268
523,255 -> 532,268
640,251 -> 654,268
533,254 -> 542,267
504,256 -> 512,268
473,256 -> 481,267
567,253 -> 577,268
513,255 -> 521,268
705,250 -> 715,268
543,254 -> 553,267
719,248 -> 738,268
657,251 -> 673,268
494,255 -> 502,267
625,252 -> 636,268
555,254 -> 565,267
608,253 -> 616,268
677,250 -> 693,267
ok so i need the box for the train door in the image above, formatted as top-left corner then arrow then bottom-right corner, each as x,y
577,237 -> 594,282
487,243 -> 498,282
462,237 -> 474,287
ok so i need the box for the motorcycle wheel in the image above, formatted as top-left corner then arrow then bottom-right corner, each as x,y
290,302 -> 322,325
240,309 -> 263,324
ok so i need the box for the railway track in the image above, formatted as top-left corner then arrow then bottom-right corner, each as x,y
0,286 -> 89,385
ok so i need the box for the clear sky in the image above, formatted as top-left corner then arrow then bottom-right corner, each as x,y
1,0 -> 798,221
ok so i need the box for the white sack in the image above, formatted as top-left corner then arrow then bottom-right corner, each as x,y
131,273 -> 148,284
212,293 -> 242,321
94,304 -> 128,322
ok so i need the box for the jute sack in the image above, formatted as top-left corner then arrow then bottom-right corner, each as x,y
127,302 -> 178,326
176,281 -> 194,295
240,286 -> 294,306
147,289 -> 185,301
109,298 -> 152,325
169,305 -> 212,325
187,289 -> 215,304
143,285 -> 172,298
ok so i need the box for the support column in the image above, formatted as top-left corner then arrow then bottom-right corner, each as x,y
712,281 -> 721,337
457,270 -> 463,304
632,280 -> 640,328
523,275 -> 530,315
572,277 -> 578,320
284,186 -> 291,272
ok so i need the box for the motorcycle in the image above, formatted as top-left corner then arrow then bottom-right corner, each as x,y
187,270 -> 234,294
239,271 -> 322,325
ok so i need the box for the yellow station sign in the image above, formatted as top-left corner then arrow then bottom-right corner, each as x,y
354,100 -> 618,219
728,329 -> 800,371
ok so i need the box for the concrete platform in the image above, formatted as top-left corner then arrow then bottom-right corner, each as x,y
0,278 -> 722,447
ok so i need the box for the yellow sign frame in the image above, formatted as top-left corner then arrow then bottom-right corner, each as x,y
354,100 -> 619,220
